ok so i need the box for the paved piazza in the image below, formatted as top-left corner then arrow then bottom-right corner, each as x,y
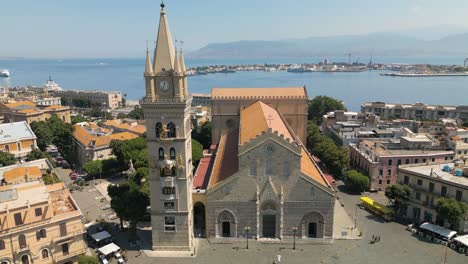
54,169 -> 467,264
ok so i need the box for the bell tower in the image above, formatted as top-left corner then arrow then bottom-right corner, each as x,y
142,1 -> 193,252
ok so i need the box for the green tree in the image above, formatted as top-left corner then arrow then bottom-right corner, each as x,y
0,151 -> 16,166
192,139 -> 203,168
308,96 -> 347,124
128,105 -> 144,120
83,160 -> 102,177
306,122 -> 349,177
191,121 -> 212,148
345,170 -> 369,192
436,197 -> 468,229
77,255 -> 99,264
385,184 -> 412,216
110,137 -> 147,171
43,172 -> 61,185
132,167 -> 149,185
71,115 -> 88,124
30,121 -> 53,151
108,183 -> 131,229
48,115 -> 75,163
125,186 -> 150,236
25,148 -> 46,161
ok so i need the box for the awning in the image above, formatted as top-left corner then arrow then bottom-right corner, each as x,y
98,243 -> 120,255
91,231 -> 111,242
454,235 -> 468,247
419,222 -> 457,239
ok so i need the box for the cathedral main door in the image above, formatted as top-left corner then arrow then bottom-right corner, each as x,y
262,215 -> 276,238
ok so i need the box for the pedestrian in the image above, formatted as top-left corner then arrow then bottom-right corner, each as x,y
372,234 -> 375,240
378,236 -> 381,242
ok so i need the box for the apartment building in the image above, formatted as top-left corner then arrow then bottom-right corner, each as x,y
0,121 -> 37,158
0,181 -> 86,264
350,135 -> 454,191
398,163 -> 468,233
361,101 -> 468,122
73,122 -> 139,166
0,101 -> 71,124
54,90 -> 122,109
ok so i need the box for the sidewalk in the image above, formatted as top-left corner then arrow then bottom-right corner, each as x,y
333,199 -> 361,240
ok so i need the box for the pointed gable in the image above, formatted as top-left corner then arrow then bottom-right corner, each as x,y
153,5 -> 175,73
240,101 -> 294,145
145,49 -> 153,74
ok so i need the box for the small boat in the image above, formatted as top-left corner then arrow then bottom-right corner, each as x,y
0,69 -> 10,77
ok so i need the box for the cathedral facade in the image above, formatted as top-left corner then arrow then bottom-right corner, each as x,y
143,3 -> 335,252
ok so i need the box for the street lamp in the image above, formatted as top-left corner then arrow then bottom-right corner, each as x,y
244,226 -> 250,249
292,227 -> 298,250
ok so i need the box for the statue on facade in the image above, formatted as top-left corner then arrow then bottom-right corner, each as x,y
160,123 -> 169,139
177,155 -> 184,169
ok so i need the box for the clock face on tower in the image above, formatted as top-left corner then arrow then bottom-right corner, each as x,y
160,80 -> 169,91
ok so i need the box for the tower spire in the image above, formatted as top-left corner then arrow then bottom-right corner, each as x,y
173,47 -> 181,73
145,47 -> 153,74
179,47 -> 186,73
153,0 -> 175,73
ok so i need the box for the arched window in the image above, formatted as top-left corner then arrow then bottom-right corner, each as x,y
167,122 -> 176,138
36,229 -> 46,240
162,187 -> 175,195
170,148 -> 176,160
265,159 -> 273,176
0,239 -> 5,250
249,160 -> 257,176
18,234 -> 26,249
41,249 -> 49,259
155,122 -> 162,138
21,255 -> 29,264
158,148 -> 164,160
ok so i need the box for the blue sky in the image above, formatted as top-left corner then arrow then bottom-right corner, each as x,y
2,0 -> 468,58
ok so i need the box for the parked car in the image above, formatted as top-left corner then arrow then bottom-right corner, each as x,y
115,252 -> 125,264
99,255 -> 108,264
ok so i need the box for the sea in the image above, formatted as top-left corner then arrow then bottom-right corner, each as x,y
1,55 -> 468,111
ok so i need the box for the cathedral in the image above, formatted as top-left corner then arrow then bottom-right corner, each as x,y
142,3 -> 335,253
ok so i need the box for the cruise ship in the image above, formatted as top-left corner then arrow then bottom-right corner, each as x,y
0,69 -> 10,77
43,75 -> 63,91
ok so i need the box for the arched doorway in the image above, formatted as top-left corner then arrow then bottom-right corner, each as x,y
301,211 -> 324,238
21,255 -> 29,264
193,202 -> 206,238
217,210 -> 236,238
261,201 -> 278,238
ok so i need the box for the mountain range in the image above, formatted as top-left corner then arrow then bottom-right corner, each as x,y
188,30 -> 468,60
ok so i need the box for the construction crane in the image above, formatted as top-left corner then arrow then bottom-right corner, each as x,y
464,58 -> 468,67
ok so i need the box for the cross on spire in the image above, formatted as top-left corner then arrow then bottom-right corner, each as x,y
267,113 -> 274,127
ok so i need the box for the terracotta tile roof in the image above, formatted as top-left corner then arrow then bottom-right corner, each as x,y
240,101 -> 294,145
208,130 -> 239,188
300,147 -> 329,187
103,119 -> 146,135
5,100 -> 36,109
212,87 -> 307,99
193,154 -> 215,190
4,166 -> 42,183
73,124 -> 138,148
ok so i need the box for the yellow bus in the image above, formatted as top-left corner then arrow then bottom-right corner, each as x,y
360,197 -> 394,221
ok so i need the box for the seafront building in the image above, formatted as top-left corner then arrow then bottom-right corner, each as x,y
141,3 -> 335,253
0,101 -> 71,124
398,163 -> 468,233
0,121 -> 37,158
73,122 -> 139,166
53,90 -> 122,109
191,93 -> 211,107
350,132 -> 455,191
0,181 -> 87,264
361,101 -> 468,122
